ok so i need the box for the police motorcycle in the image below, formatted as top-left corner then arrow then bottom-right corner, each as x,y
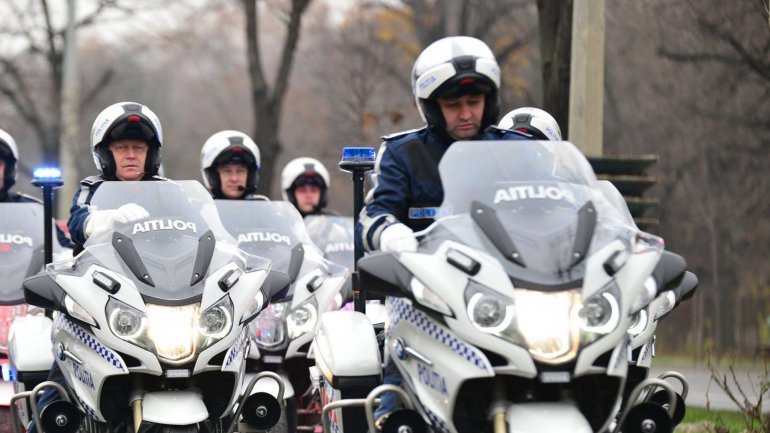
314,140 -> 698,433
215,200 -> 349,433
0,203 -> 70,408
15,180 -> 286,433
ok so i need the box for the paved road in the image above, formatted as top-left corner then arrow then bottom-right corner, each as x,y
650,363 -> 768,411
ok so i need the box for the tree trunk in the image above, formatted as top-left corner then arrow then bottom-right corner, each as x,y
243,0 -> 311,197
537,0 -> 573,137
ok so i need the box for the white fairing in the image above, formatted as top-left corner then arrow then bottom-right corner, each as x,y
506,402 -> 593,433
314,311 -> 381,381
142,391 -> 209,424
9,315 -> 54,371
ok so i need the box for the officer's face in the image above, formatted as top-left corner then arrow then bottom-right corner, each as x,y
217,163 -> 248,199
295,184 -> 321,213
109,139 -> 148,181
438,93 -> 485,140
0,159 -> 5,190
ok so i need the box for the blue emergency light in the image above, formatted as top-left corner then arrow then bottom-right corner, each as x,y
32,167 -> 64,187
341,147 -> 376,162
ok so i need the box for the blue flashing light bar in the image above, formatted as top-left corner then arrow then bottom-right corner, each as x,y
32,166 -> 63,187
341,147 -> 376,162
33,167 -> 63,180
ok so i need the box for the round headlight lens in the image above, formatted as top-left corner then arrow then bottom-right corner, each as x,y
472,296 -> 506,328
199,306 -> 230,337
289,307 -> 311,327
110,308 -> 144,339
579,292 -> 619,334
579,295 -> 612,326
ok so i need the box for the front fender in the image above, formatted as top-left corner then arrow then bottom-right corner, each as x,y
506,401 -> 592,433
142,390 -> 209,425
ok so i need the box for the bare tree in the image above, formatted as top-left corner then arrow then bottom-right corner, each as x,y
242,0 -> 313,195
0,0 -> 150,167
536,0 -> 573,137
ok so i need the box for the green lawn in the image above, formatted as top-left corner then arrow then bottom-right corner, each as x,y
677,406 -> 756,433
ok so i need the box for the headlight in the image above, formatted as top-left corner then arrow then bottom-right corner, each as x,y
578,282 -> 621,340
514,288 -> 582,364
146,304 -> 198,363
464,282 -> 520,343
197,296 -> 234,348
287,298 -> 318,339
107,298 -> 151,351
464,280 -> 622,365
251,302 -> 288,348
106,295 -> 234,365
627,309 -> 648,337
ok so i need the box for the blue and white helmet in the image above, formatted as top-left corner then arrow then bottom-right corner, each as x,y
498,107 -> 562,141
90,101 -> 163,180
411,36 -> 501,132
0,128 -> 19,191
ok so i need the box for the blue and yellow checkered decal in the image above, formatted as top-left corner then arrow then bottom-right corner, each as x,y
54,314 -> 127,372
386,297 -> 492,373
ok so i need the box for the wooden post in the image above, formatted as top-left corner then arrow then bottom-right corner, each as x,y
568,0 -> 605,156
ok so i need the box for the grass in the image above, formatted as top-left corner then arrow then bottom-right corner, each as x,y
677,406 -> 753,433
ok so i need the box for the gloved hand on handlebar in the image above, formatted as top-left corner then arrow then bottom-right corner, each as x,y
380,223 -> 418,253
84,203 -> 150,238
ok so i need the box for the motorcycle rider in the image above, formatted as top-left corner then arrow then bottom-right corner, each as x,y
0,128 -> 74,249
496,106 -> 562,141
29,101 -> 164,433
356,36 -> 530,256
200,129 -> 267,200
67,101 -> 164,253
355,36 -> 532,430
281,157 -> 339,217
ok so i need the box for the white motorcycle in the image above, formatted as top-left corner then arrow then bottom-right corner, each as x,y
216,200 -> 349,433
15,180 -> 286,433
1,202 -> 70,413
314,140 -> 697,433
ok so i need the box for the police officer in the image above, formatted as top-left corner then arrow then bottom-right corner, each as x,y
0,128 -> 74,248
200,130 -> 265,200
357,36 -> 530,254
67,101 -> 164,253
280,157 -> 338,217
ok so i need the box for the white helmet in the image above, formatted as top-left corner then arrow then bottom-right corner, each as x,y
90,101 -> 163,180
497,107 -> 562,141
200,130 -> 261,198
411,36 -> 501,133
0,128 -> 19,192
280,157 -> 330,211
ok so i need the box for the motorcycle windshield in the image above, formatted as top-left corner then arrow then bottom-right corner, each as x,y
304,215 -> 354,270
77,181 -> 267,302
426,140 -> 638,287
215,200 -> 311,287
0,203 -> 55,304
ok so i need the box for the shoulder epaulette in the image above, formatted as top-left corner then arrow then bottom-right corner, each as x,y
80,175 -> 106,187
381,126 -> 427,141
151,175 -> 170,181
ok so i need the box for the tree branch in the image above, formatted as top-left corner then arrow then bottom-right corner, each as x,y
272,0 -> 311,115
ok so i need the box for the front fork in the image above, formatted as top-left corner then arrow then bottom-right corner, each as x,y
489,381 -> 508,433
